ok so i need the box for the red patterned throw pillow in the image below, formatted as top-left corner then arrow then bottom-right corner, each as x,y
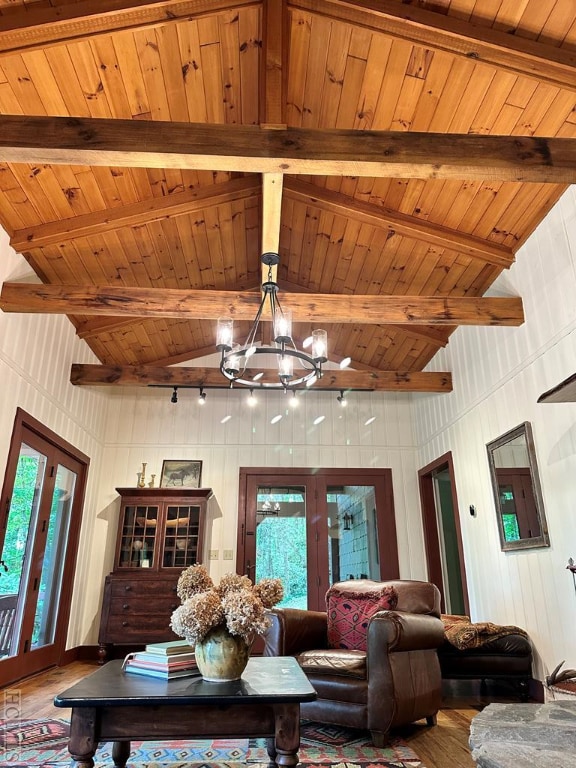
326,581 -> 398,650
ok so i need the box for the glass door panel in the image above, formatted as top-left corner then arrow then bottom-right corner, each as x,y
255,486 -> 307,609
0,443 -> 47,659
326,485 -> 381,584
31,464 -> 76,649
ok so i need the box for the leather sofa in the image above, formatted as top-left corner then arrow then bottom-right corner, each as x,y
437,632 -> 533,699
263,579 -> 445,746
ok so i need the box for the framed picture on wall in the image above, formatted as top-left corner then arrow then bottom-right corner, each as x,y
160,460 -> 203,489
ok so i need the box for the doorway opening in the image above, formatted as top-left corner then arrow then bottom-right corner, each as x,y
418,452 -> 469,615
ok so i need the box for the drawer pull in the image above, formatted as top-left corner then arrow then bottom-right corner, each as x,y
170,604 -> 177,610
123,604 -> 129,610
124,585 -> 132,591
122,621 -> 128,627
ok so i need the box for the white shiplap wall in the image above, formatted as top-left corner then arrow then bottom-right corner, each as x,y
0,229 -> 109,649
98,384 -> 427,588
413,186 -> 576,681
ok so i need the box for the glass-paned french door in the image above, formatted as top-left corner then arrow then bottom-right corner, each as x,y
0,410 -> 88,685
238,468 -> 399,613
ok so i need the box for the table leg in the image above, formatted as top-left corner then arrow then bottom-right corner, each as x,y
112,740 -> 131,767
272,703 -> 300,767
266,736 -> 277,766
68,707 -> 98,768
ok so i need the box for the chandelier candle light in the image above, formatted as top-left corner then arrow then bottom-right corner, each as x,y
216,253 -> 328,389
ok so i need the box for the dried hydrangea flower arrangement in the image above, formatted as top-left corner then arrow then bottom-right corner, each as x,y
170,563 -> 284,646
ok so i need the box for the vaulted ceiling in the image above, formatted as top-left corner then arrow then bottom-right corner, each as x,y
0,0 -> 575,394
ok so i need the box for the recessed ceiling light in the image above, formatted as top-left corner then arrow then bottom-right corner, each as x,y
313,415 -> 325,425
339,357 -> 351,369
252,372 -> 264,381
221,415 -> 232,424
271,414 -> 283,424
364,416 -> 376,426
303,336 -> 313,348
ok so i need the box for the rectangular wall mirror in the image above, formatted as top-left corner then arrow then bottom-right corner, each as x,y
486,422 -> 550,551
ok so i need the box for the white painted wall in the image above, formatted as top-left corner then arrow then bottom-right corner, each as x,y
97,384 -> 426,585
413,186 -> 576,681
0,228 -> 109,649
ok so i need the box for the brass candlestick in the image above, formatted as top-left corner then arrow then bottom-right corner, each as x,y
138,462 -> 147,488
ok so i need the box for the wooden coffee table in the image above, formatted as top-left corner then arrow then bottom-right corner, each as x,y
54,656 -> 316,768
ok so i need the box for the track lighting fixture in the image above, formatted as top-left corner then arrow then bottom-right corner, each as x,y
247,389 -> 257,407
198,388 -> 206,404
337,390 -> 347,407
171,386 -> 178,404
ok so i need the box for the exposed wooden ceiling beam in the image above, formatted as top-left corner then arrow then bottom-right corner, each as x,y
293,0 -> 576,92
284,178 -> 514,268
1,116 -> 574,183
10,177 -> 260,252
261,172 -> 284,287
0,283 -> 524,325
70,363 -> 452,392
0,0 -> 257,57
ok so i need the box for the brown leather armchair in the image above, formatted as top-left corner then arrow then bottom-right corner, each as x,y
263,579 -> 445,746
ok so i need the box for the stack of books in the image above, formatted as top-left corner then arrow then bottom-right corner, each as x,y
123,640 -> 199,679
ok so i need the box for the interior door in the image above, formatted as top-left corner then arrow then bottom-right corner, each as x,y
237,468 -> 399,613
0,410 -> 88,685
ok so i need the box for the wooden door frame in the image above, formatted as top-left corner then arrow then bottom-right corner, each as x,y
237,467 -> 399,608
0,408 -> 89,684
418,452 -> 469,615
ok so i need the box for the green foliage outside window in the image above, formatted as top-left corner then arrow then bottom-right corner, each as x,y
502,513 -> 520,541
255,518 -> 307,608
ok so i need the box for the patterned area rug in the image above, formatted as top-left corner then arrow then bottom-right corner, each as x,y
0,718 -> 425,767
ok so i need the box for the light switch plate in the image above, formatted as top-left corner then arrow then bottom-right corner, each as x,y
223,549 -> 234,560
209,549 -> 219,560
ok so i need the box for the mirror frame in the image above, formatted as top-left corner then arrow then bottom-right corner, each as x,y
486,421 -> 550,551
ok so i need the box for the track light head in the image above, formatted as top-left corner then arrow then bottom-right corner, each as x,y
198,388 -> 206,404
171,386 -> 178,404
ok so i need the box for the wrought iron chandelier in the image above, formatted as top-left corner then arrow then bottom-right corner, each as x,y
216,253 -> 328,389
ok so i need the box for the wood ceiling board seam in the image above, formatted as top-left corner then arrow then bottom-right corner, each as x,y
409,50 -> 454,133
218,10 -> 243,124
203,205 -> 227,287
338,45 -> 370,126
317,21 -> 353,129
110,29 -> 151,118
331,216 -> 362,289
370,39 -> 415,130
87,166 -> 126,212
284,178 -> 514,267
301,14 -> 332,130
158,216 -> 189,288
135,27 -> 172,121
68,362 -> 453,392
0,0 -> 260,58
10,177 -> 260,250
240,6 -> 261,126
199,35 -> 225,123
89,35 -> 134,118
317,211 -> 346,294
466,70 -> 519,135
1,52 -> 47,115
70,38 -> 116,119
156,24 -> 192,123
539,1 -> 576,45
532,89 -> 576,136
44,43 -> 92,117
297,200 -> 321,286
8,163 -> 64,223
340,220 -> 374,294
491,0 -> 533,33
292,0 -> 576,91
285,7 -> 310,127
307,208 -> 334,291
176,21 -> 208,123
353,31 -> 393,132
427,57 -> 476,133
390,68 -> 427,132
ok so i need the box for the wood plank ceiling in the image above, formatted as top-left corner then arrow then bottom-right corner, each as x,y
0,0 -> 575,393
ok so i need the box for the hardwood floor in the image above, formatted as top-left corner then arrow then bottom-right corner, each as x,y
0,662 -> 520,768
